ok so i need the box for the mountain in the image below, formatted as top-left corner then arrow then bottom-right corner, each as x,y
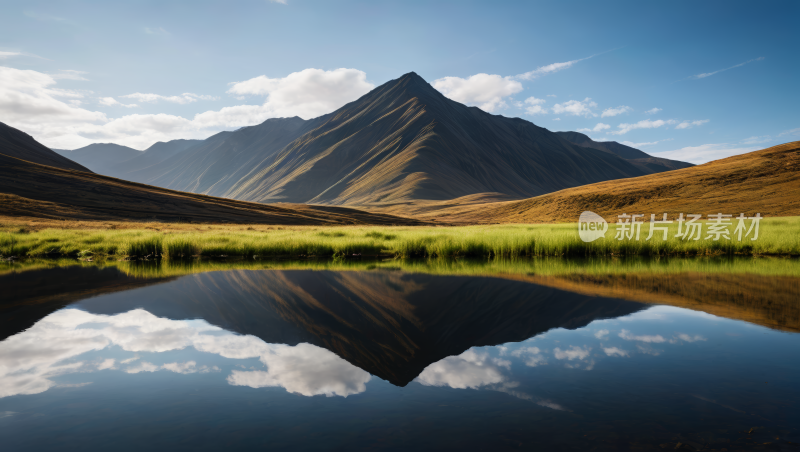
123,72 -> 689,206
109,139 -> 202,176
0,122 -> 422,225
0,121 -> 90,172
441,141 -> 800,223
54,142 -> 141,175
554,131 -> 694,173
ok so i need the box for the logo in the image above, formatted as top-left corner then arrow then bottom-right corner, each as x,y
579,211 -> 608,242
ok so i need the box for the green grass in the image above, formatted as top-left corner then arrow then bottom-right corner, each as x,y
1,217 -> 799,259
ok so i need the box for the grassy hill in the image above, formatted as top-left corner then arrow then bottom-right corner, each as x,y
428,141 -> 800,223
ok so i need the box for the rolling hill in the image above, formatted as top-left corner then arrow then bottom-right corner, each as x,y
1,121 -> 90,172
0,123 -> 422,225
111,72 -> 690,206
436,141 -> 800,223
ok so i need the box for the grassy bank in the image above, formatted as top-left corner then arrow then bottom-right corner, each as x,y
1,217 -> 799,258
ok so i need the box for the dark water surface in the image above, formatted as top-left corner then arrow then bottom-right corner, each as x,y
1,259 -> 799,451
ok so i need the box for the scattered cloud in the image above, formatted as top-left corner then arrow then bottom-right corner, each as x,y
610,119 -> 677,135
51,69 -> 89,81
546,94 -> 557,98
553,345 -> 591,360
515,54 -> 595,81
97,359 -> 116,370
144,27 -> 170,36
690,57 -> 765,79
671,334 -> 707,343
121,92 -> 217,104
523,96 -> 547,115
0,66 -> 375,149
618,329 -> 666,343
620,138 -> 673,147
432,73 -> 522,112
125,361 -> 160,374
778,127 -> 800,137
740,135 -> 772,145
510,347 -> 547,367
417,349 -> 510,389
98,97 -> 138,108
594,329 -> 609,339
636,344 -> 662,356
675,119 -> 709,129
553,117 -> 560,121
603,347 -> 629,357
552,97 -> 597,118
0,51 -> 21,59
601,105 -> 632,118
578,122 -> 610,133
650,143 -> 759,164
269,0 -> 288,3
645,108 -> 662,115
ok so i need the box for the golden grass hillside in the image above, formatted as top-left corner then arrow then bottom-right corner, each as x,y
417,141 -> 800,223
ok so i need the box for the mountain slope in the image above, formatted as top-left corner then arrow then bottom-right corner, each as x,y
54,143 -> 141,175
123,72 -> 690,206
109,139 -> 202,176
442,141 -> 800,223
0,123 -> 421,225
0,122 -> 90,172
554,131 -> 694,173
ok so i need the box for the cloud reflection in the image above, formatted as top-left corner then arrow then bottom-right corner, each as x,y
416,350 -> 510,389
0,309 -> 369,398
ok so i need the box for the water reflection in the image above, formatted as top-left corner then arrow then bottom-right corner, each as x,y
0,263 -> 799,450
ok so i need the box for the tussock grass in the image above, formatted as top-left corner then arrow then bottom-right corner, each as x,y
1,217 -> 799,258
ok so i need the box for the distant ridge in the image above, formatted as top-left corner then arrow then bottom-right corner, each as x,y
107,72 -> 691,206
54,143 -> 140,175
554,131 -> 693,174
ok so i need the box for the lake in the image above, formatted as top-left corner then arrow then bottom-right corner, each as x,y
1,257 -> 799,451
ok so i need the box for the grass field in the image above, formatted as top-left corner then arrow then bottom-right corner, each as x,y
1,215 -> 798,258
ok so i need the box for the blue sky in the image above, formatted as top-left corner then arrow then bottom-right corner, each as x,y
1,0 -> 797,163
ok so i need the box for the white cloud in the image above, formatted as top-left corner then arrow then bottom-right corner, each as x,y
51,70 -> 89,81
620,139 -> 672,147
603,347 -> 629,357
523,96 -> 547,115
97,359 -> 116,370
98,97 -> 138,108
515,55 -> 594,80
553,345 -> 591,360
546,94 -> 557,98
416,349 -> 510,389
601,106 -> 631,118
552,97 -> 597,118
672,334 -> 707,343
778,127 -> 800,137
578,123 -> 610,133
645,108 -> 662,115
594,329 -> 609,339
650,143 -> 759,164
0,308 -> 369,399
690,57 -> 765,79
740,136 -> 772,145
432,73 -> 522,112
0,51 -> 22,59
611,119 -> 677,135
618,329 -> 666,343
0,66 -> 375,149
675,119 -> 709,130
121,92 -> 217,104
510,347 -> 547,367
553,117 -> 560,121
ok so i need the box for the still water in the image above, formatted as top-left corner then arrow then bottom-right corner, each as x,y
1,258 -> 799,451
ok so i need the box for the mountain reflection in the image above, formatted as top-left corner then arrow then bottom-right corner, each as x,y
0,268 -> 644,392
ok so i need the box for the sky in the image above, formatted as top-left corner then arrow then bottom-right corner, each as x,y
0,0 -> 798,163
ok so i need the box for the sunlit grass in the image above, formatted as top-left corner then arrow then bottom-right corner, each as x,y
1,217 -> 798,258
